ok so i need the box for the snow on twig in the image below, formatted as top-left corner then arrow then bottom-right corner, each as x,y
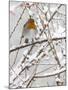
10,37 -> 66,53
34,67 -> 66,78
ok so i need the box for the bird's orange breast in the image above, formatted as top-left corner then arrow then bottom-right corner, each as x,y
26,22 -> 36,30
24,19 -> 36,30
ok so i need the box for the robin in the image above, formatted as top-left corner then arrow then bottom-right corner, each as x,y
22,17 -> 37,43
23,18 -> 36,30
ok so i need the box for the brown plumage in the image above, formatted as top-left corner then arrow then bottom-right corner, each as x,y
23,18 -> 36,30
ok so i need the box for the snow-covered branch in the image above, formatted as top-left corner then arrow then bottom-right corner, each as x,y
9,2 -> 66,88
34,67 -> 66,78
10,7 -> 26,38
10,37 -> 66,53
10,44 -> 46,85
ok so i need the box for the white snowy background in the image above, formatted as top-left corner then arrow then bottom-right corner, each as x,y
9,1 -> 66,88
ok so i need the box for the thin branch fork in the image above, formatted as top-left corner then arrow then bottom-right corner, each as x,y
39,4 -> 63,36
10,4 -> 63,53
10,37 -> 66,53
37,4 -> 64,67
48,4 -> 63,23
10,3 -> 35,39
11,44 -> 45,83
26,52 -> 45,87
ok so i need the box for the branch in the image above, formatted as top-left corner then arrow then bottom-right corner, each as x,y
10,37 -> 66,53
48,4 -> 63,23
11,45 -> 45,82
34,67 -> 66,78
10,45 -> 46,87
25,53 -> 45,88
37,4 -> 63,67
10,7 -> 26,38
39,4 -> 63,36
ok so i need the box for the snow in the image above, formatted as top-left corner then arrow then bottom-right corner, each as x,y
60,59 -> 66,67
10,2 -> 66,88
50,6 -> 57,12
10,5 -> 16,14
52,25 -> 65,38
23,75 -> 30,82
56,77 -> 62,82
40,33 -> 46,39
56,26 -> 65,34
37,21 -> 43,29
35,67 -> 66,77
23,49 -> 29,55
10,45 -> 17,51
10,2 -> 22,15
28,9 -> 33,16
57,51 -> 62,60
43,6 -> 48,12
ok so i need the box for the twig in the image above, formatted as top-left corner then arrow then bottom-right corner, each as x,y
39,4 -> 63,36
25,48 -> 47,87
34,67 -> 66,78
36,4 -> 48,16
11,44 -> 46,87
37,4 -> 63,67
10,37 -> 66,53
11,39 -> 35,83
48,4 -> 55,32
48,4 -> 63,22
21,38 -> 34,64
45,4 -> 65,80
10,66 -> 24,83
11,26 -> 24,67
26,54 -> 44,88
10,7 -> 26,38
36,65 -> 57,75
